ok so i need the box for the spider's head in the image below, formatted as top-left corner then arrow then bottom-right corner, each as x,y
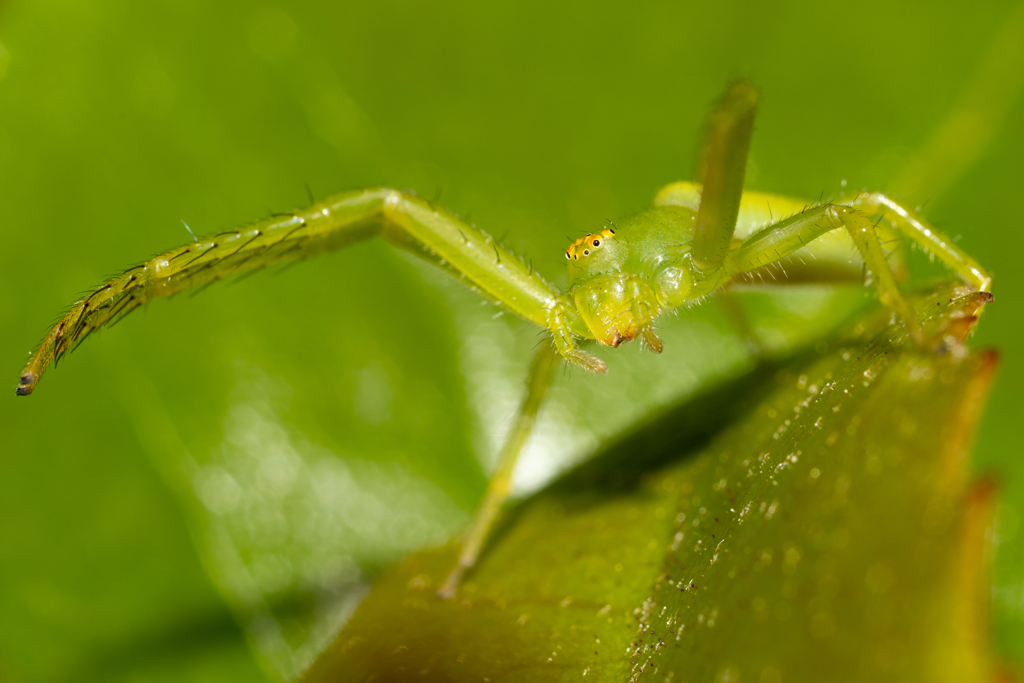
565,228 -> 616,263
565,229 -> 662,352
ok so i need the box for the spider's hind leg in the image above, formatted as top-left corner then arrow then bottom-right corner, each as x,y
844,192 -> 992,293
716,287 -> 763,358
721,203 -> 926,345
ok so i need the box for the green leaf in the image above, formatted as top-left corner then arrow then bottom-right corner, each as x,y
2,2 -> 1020,679
303,283 -> 1003,682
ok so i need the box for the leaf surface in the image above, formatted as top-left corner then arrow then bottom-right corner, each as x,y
304,284 -> 1003,682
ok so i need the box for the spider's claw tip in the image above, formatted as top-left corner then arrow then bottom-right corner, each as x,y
437,564 -> 466,599
16,372 -> 36,396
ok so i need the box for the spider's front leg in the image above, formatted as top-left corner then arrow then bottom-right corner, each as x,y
17,185 -> 596,597
18,187 -> 604,393
377,191 -> 607,376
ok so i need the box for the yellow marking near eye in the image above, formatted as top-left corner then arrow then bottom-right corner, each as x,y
565,228 -> 615,260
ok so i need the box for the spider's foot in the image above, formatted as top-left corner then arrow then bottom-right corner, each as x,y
437,562 -> 469,599
939,290 -> 994,350
16,372 -> 36,396
910,289 -> 994,355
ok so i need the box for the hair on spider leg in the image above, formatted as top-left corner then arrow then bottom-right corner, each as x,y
108,297 -> 144,327
268,238 -> 313,277
223,244 -> 276,281
91,263 -> 144,288
213,229 -> 243,240
185,274 -> 225,301
224,263 -> 269,288
177,247 -> 220,270
218,232 -> 263,263
304,182 -> 316,206
79,284 -> 113,305
529,334 -> 551,353
103,293 -> 140,326
182,220 -> 198,242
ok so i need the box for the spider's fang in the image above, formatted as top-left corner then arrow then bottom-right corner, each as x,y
641,326 -> 664,354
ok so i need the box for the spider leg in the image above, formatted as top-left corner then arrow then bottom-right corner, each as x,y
842,192 -> 992,292
716,287 -> 762,357
18,188 -> 603,394
438,342 -> 559,598
721,204 -> 924,343
691,81 -> 759,274
658,183 -> 916,286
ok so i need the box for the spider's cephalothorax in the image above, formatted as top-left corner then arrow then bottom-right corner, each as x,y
564,206 -> 708,352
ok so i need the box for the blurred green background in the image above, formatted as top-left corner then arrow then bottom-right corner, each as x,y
1,1 -> 1022,681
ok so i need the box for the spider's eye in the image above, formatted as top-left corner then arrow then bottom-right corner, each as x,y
565,252 -> 571,259
583,249 -> 590,256
592,239 -> 600,247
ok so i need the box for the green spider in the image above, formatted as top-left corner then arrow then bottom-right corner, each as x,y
16,81 -> 992,598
